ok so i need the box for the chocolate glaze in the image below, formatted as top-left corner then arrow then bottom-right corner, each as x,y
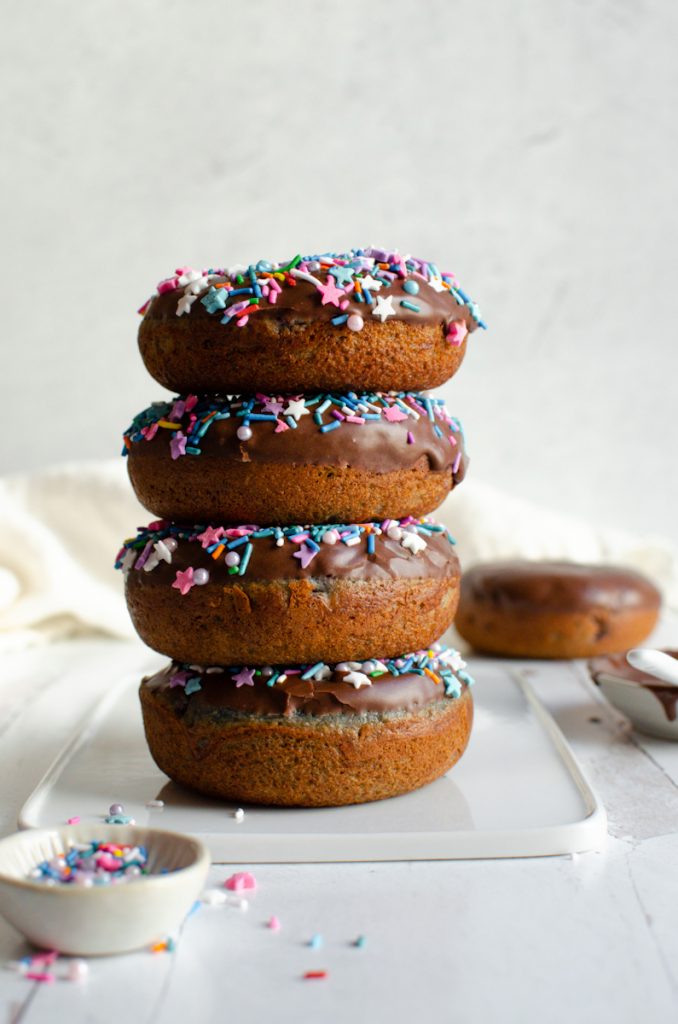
589,650 -> 678,721
461,561 -> 662,614
143,657 -> 471,719
125,393 -> 467,478
144,270 -> 478,336
118,520 -> 459,586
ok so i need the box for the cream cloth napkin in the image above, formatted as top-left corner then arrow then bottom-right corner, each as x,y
0,459 -> 676,651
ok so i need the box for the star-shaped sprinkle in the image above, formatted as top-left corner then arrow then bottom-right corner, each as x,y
360,274 -> 383,292
316,276 -> 345,307
329,265 -> 355,287
172,567 -> 196,595
427,276 -> 447,293
233,667 -> 255,688
293,543 -> 318,569
197,526 -> 224,548
401,532 -> 427,555
201,286 -> 229,314
371,295 -> 396,323
178,268 -> 208,294
262,397 -> 285,416
176,292 -> 197,316
275,420 -> 289,433
383,405 -> 408,422
170,432 -> 187,459
343,671 -> 372,689
284,398 -> 310,420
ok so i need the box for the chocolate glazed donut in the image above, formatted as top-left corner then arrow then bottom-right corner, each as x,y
118,519 -> 461,665
139,650 -> 474,806
137,248 -> 485,394
455,560 -> 661,659
124,393 -> 467,524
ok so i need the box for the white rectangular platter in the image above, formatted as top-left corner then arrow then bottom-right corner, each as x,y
18,647 -> 606,862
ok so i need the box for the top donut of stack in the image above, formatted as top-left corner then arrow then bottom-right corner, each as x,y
138,247 -> 485,395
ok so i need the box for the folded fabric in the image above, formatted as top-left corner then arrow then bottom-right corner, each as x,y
0,459 -> 676,651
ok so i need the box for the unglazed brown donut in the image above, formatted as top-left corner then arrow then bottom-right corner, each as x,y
137,248 -> 484,394
139,647 -> 474,806
124,393 -> 467,525
117,518 -> 461,665
455,560 -> 661,659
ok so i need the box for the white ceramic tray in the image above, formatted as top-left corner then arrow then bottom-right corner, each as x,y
17,655 -> 606,862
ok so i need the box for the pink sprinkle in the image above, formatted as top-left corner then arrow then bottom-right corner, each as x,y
185,394 -> 198,412
26,972 -> 55,983
142,422 -> 159,441
67,816 -> 80,825
268,916 -> 281,931
289,533 -> 310,543
453,452 -> 462,474
269,290 -> 278,304
275,420 -> 289,432
448,434 -> 457,446
225,871 -> 257,892
382,519 -> 393,532
268,278 -> 282,294
157,276 -> 179,294
236,316 -> 249,327
331,410 -> 345,421
346,415 -> 365,424
31,951 -> 58,967
407,431 -> 415,444
447,320 -> 468,346
339,299 -> 349,310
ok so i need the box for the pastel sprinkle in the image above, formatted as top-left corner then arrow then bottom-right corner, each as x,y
225,871 -> 257,892
268,916 -> 281,931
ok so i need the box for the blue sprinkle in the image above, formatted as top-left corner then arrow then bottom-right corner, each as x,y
367,534 -> 375,555
362,288 -> 374,305
401,300 -> 421,313
320,421 -> 341,433
227,535 -> 250,549
314,412 -> 323,425
403,280 -> 419,295
248,414 -> 278,422
309,934 -> 323,950
354,935 -> 367,948
306,539 -> 320,552
286,416 -> 298,429
185,678 -> 202,695
186,446 -> 201,455
433,424 -> 443,438
331,314 -> 349,326
238,543 -> 253,576
316,399 -> 332,415
301,663 -> 324,680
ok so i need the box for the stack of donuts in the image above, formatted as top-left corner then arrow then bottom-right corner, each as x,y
116,247 -> 484,806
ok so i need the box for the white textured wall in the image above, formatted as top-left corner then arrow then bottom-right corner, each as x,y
2,1 -> 677,542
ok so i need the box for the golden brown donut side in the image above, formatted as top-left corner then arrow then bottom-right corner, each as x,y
139,317 -> 468,394
126,574 -> 460,665
128,456 -> 455,526
139,685 -> 473,807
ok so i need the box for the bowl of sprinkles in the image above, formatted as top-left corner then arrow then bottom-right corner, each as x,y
0,824 -> 209,955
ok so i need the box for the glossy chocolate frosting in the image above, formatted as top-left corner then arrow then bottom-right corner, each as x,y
589,650 -> 678,721
142,646 -> 472,719
117,518 -> 459,586
124,393 -> 467,477
461,561 -> 661,614
140,249 -> 484,337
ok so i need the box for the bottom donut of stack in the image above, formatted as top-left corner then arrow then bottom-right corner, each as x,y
140,645 -> 474,807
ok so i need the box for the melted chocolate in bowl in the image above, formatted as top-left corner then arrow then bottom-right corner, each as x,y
589,650 -> 678,721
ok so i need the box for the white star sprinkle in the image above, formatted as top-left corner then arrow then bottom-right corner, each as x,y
371,294 -> 396,323
360,274 -> 383,292
176,291 -> 198,316
344,671 -> 372,689
427,276 -> 447,293
284,398 -> 310,420
178,269 -> 209,295
401,532 -> 428,555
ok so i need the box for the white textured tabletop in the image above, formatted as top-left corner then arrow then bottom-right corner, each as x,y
2,630 -> 678,1024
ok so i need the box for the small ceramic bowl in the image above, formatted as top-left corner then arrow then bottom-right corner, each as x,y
589,651 -> 678,741
0,824 -> 210,955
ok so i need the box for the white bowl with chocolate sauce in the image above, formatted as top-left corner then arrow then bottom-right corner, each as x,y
589,649 -> 678,741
